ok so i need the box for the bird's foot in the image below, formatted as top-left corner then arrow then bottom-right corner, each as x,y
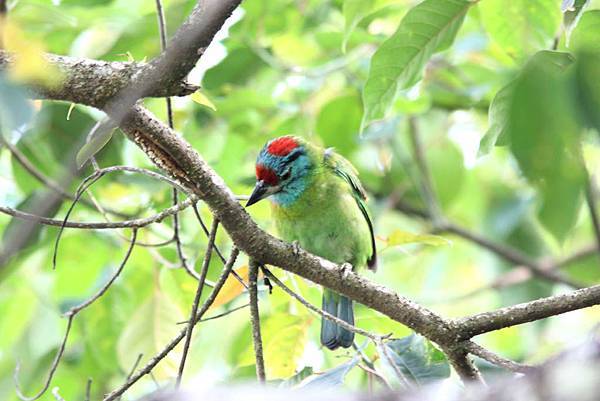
291,240 -> 302,257
339,262 -> 353,279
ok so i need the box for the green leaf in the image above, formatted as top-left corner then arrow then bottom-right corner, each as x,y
570,10 -> 600,53
202,47 -> 268,91
386,229 -> 451,247
562,0 -> 589,45
75,123 -> 115,169
342,0 -> 375,52
116,286 -> 185,379
479,81 -> 515,155
191,90 -> 217,111
279,366 -> 314,388
362,0 -> 471,130
479,51 -> 574,154
378,334 -> 450,387
479,0 -> 561,59
300,356 -> 360,388
574,50 -> 600,134
508,51 -> 585,242
316,92 -> 362,154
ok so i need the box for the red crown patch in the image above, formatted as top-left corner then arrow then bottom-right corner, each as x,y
256,164 -> 279,185
267,136 -> 299,156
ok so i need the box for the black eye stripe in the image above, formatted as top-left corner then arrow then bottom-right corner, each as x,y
283,148 -> 303,164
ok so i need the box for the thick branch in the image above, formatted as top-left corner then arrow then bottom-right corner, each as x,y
0,51 -> 197,108
454,285 -> 600,339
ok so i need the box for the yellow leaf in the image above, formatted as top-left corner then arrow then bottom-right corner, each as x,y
117,287 -> 185,379
238,314 -> 312,380
191,90 -> 217,111
3,21 -> 63,87
386,230 -> 451,247
209,264 -> 249,310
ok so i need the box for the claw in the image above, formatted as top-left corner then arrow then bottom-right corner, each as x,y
292,240 -> 302,256
339,262 -> 353,279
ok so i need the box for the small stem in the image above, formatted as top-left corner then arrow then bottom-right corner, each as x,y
465,341 -> 535,374
249,259 -> 266,383
176,218 -> 219,387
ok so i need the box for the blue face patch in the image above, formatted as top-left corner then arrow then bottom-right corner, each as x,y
256,146 -> 313,206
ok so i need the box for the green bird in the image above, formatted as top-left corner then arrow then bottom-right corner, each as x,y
246,135 -> 376,350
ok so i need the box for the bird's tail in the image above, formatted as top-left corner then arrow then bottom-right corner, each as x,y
320,289 -> 354,350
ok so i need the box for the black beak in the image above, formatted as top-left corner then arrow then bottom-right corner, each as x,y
246,180 -> 269,207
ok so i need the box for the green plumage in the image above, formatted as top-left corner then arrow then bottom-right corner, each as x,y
269,139 -> 376,350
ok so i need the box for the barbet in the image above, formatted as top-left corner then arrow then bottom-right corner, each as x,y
246,136 -> 376,350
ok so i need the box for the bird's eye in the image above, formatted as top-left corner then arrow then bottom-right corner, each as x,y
281,169 -> 291,181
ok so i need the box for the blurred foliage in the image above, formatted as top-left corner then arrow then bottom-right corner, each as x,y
1,0 -> 600,400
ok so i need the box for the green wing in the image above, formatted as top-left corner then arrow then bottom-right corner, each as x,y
324,148 -> 377,270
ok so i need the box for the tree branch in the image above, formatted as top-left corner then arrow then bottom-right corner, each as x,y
0,51 -> 197,107
176,218 -> 219,387
465,341 -> 535,374
249,259 -> 266,383
454,285 -> 600,339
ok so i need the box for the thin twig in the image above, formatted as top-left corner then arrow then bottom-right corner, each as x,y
249,259 -> 266,383
375,338 -> 412,388
85,378 -> 92,401
261,268 -> 382,340
199,303 -> 250,322
15,230 -> 137,401
65,229 -> 138,316
439,222 -> 583,288
192,203 -> 248,289
126,354 -> 144,381
0,198 -> 195,229
103,247 -> 240,401
0,136 -> 131,218
176,218 -> 219,388
174,302 -> 249,324
51,165 -> 190,269
15,316 -> 74,401
391,197 -> 585,288
465,341 -> 535,374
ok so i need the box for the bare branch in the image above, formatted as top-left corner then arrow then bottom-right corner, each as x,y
444,347 -> 483,383
439,221 -> 583,288
249,259 -> 266,383
176,218 -> 219,388
391,198 -> 584,288
0,136 -> 131,218
262,268 -> 384,340
15,230 -> 137,401
454,285 -> 600,339
15,316 -> 74,401
0,51 -> 197,107
65,229 -> 138,316
103,247 -> 240,401
0,198 -> 195,229
465,341 -> 535,374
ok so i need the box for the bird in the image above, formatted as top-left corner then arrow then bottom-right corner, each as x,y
246,135 -> 376,350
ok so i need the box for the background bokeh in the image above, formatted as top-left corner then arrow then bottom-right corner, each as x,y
1,0 -> 600,399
